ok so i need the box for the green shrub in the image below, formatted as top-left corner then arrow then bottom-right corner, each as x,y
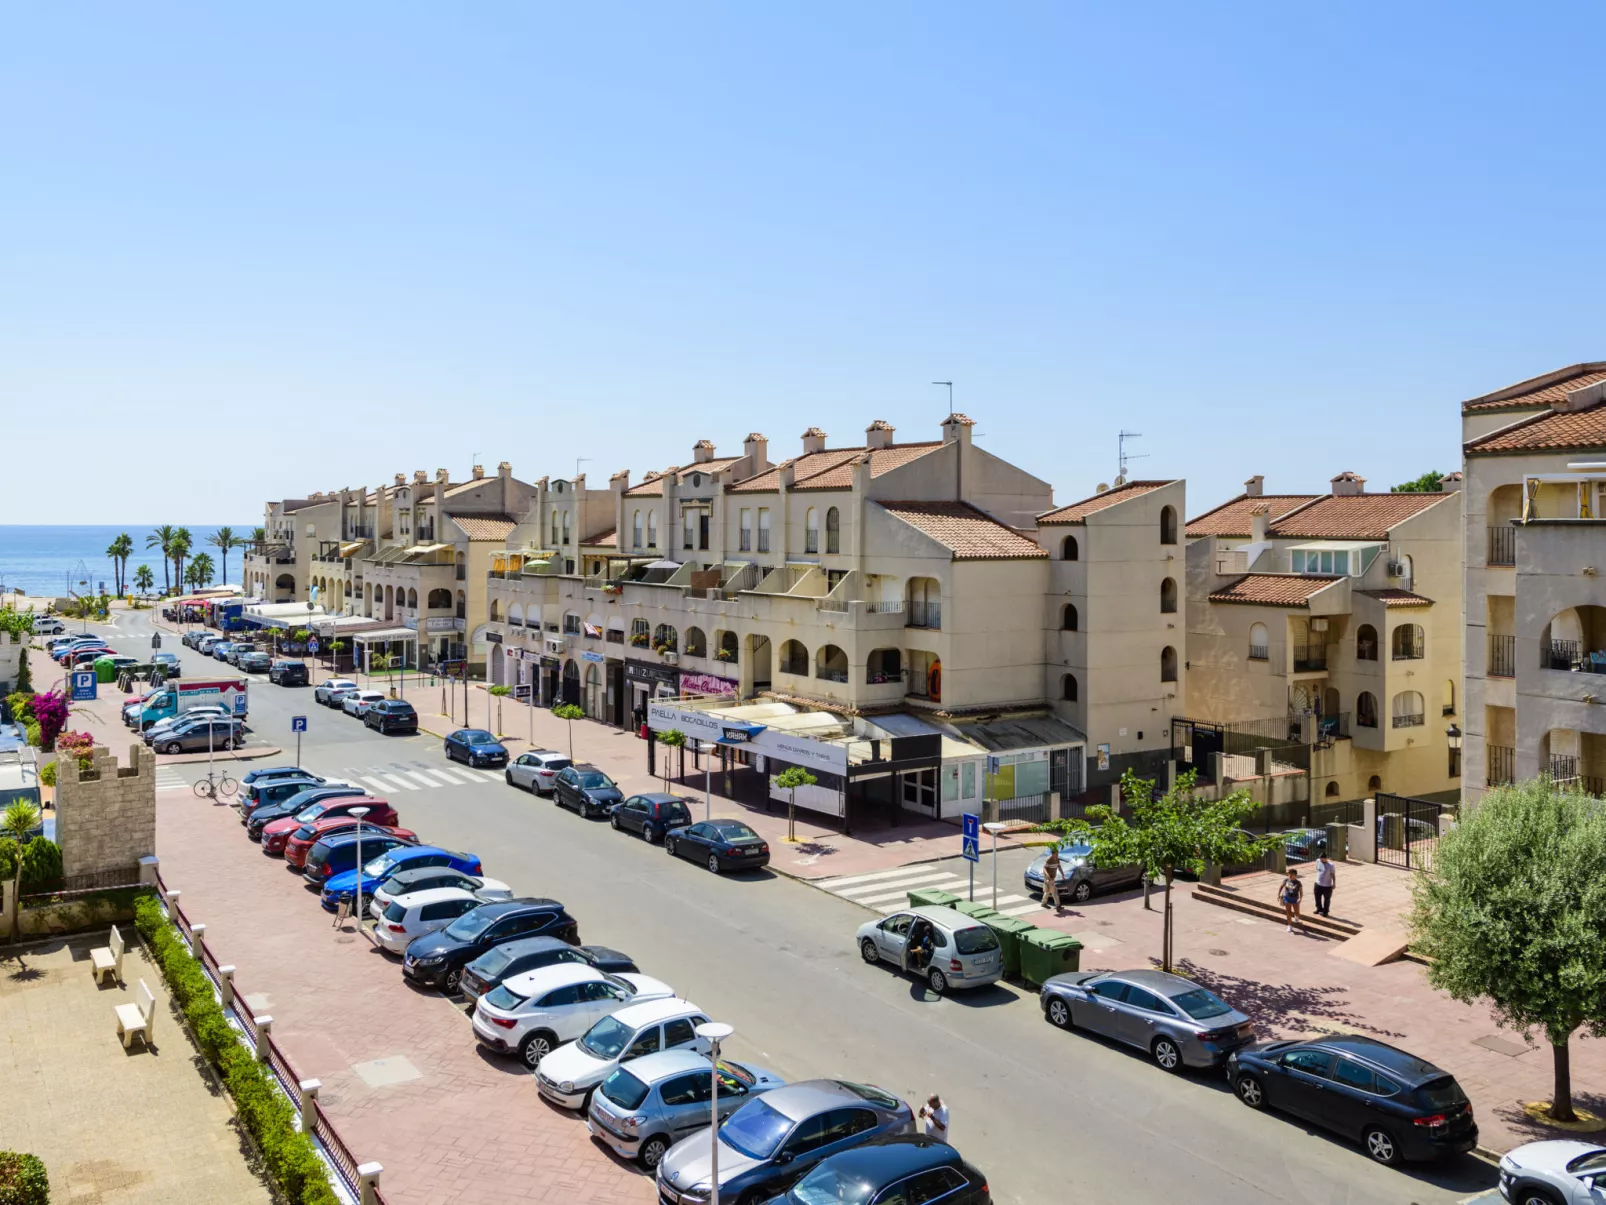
19,839 -> 62,893
23,722 -> 40,749
0,838 -> 16,885
3,691 -> 33,725
0,1150 -> 50,1204
37,762 -> 55,788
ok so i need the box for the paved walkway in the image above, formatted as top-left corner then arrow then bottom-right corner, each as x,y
0,934 -> 274,1205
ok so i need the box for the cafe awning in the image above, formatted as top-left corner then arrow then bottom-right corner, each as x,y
353,627 -> 418,644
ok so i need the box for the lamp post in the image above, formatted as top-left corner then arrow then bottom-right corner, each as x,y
982,820 -> 1008,910
349,806 -> 370,936
698,741 -> 717,822
694,1021 -> 734,1205
1446,722 -> 1462,779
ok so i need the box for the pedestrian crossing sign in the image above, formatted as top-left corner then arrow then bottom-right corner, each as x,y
961,812 -> 980,863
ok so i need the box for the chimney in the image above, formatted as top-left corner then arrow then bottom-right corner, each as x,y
393,473 -> 405,486
864,420 -> 895,450
801,427 -> 827,455
743,432 -> 769,471
1244,474 -> 1264,498
692,439 -> 716,464
1440,471 -> 1463,493
413,470 -> 427,485
472,464 -> 486,480
610,469 -> 630,496
435,468 -> 449,485
1330,471 -> 1366,497
1249,504 -> 1271,544
498,460 -> 512,479
941,412 -> 975,446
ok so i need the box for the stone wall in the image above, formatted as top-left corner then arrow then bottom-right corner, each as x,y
55,744 -> 156,879
0,631 -> 23,694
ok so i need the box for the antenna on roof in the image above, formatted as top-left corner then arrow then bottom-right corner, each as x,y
932,380 -> 953,416
1118,430 -> 1148,481
575,457 -> 591,482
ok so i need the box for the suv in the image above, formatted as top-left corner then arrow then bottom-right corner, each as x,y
609,793 -> 694,844
553,765 -> 623,818
268,660 -> 309,685
30,616 -> 66,635
244,784 -> 364,836
315,678 -> 359,705
402,897 -> 581,995
470,963 -> 673,1069
321,844 -> 484,911
303,831 -> 415,888
259,796 -> 401,853
506,750 -> 571,794
365,699 -> 418,734
460,935 -> 638,1005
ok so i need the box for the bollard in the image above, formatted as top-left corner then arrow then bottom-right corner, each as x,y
298,1078 -> 321,1132
358,1162 -> 384,1205
218,965 -> 236,1009
190,922 -> 207,959
255,1015 -> 273,1063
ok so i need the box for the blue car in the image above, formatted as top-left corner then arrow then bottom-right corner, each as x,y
319,844 -> 485,911
444,728 -> 508,768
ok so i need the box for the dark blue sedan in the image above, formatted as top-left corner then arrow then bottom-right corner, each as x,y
664,819 -> 770,874
444,728 -> 508,768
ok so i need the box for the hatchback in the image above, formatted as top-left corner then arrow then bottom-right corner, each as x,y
445,728 -> 508,768
536,997 -> 711,1110
365,700 -> 418,734
459,935 -> 638,1005
1498,1141 -> 1606,1205
553,765 -> 622,817
320,843 -> 481,908
315,678 -> 359,705
210,642 -> 237,661
1229,1035 -> 1477,1165
776,1136 -> 991,1205
368,867 -> 513,918
470,963 -> 673,1068
665,819 -> 770,874
857,906 -> 1003,995
656,1079 -> 915,1205
403,898 -> 582,994
285,817 -> 416,870
144,706 -> 233,745
196,635 -> 223,654
373,887 -> 484,954
1024,840 -> 1144,904
610,793 -> 695,844
505,749 -> 571,794
259,796 -> 399,852
269,660 -> 309,686
238,776 -> 339,820
152,718 -> 243,754
304,831 -> 415,889
1042,968 -> 1256,1072
588,1051 -> 787,1171
342,690 -> 387,718
30,616 -> 66,635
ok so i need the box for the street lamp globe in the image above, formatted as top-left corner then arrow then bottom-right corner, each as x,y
694,1022 -> 736,1205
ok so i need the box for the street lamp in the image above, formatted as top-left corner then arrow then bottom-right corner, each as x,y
694,1021 -> 734,1205
349,806 -> 370,935
982,820 -> 1008,910
1446,722 -> 1462,779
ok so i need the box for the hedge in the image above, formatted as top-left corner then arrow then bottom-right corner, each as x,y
133,897 -> 340,1205
0,1150 -> 49,1204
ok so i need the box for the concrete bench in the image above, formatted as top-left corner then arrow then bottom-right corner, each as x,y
115,979 -> 156,1050
90,925 -> 126,985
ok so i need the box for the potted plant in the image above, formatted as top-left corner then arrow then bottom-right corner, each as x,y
630,632 -> 650,649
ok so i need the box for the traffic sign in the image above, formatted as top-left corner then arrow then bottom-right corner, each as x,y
309,638 -> 320,654
961,812 -> 980,863
513,684 -> 532,700
986,756 -> 1000,775
291,716 -> 308,733
70,670 -> 97,701
151,633 -> 162,649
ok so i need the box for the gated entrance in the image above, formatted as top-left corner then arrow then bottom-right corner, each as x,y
1374,793 -> 1450,871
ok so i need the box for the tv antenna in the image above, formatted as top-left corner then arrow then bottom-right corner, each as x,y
1117,430 -> 1148,482
932,381 -> 953,415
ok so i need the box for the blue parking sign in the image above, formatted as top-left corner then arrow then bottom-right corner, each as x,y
291,715 -> 307,733
961,811 -> 980,863
70,670 -> 97,701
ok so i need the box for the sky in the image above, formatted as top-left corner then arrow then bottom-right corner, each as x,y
5,2 -> 1605,525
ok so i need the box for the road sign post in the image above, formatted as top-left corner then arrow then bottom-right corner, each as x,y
291,715 -> 307,768
962,812 -> 980,901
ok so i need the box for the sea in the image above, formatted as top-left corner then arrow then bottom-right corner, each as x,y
0,524 -> 256,598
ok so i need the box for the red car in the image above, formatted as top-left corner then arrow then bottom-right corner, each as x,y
262,797 -> 400,856
280,808 -> 411,865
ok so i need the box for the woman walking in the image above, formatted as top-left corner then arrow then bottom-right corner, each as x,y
1279,867 -> 1303,932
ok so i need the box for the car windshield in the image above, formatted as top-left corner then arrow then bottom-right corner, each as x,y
297,803 -> 329,821
955,926 -> 1000,954
482,983 -> 525,1011
719,1098 -> 793,1161
445,909 -> 496,940
789,1164 -> 878,1205
363,851 -> 404,876
577,772 -> 613,789
462,730 -> 494,744
383,901 -> 407,922
578,1015 -> 634,1060
292,826 -> 315,840
1417,1076 -> 1467,1110
1170,987 -> 1234,1020
713,822 -> 759,841
600,1068 -> 651,1111
1567,1151 -> 1606,1174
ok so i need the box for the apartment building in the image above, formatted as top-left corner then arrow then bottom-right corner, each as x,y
1184,472 -> 1463,805
1460,362 -> 1606,804
242,496 -> 341,601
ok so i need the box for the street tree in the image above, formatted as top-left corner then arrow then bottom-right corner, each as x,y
1041,769 -> 1268,971
488,684 -> 511,734
1409,777 -> 1606,1122
656,728 -> 686,790
207,526 -> 241,588
552,703 -> 584,761
1391,470 -> 1446,494
132,564 -> 155,597
146,525 -> 177,594
105,533 -> 133,595
186,552 -> 216,590
169,528 -> 194,591
775,765 -> 817,843
3,799 -> 41,943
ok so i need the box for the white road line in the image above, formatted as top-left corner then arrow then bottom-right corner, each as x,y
814,865 -> 955,891
361,774 -> 411,793
413,769 -> 462,787
997,902 -> 1044,917
851,884 -> 957,908
832,871 -> 964,900
394,771 -> 442,789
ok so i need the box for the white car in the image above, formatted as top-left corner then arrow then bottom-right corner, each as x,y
471,963 -> 674,1070
373,887 -> 484,955
31,616 -> 65,635
1499,1141 -> 1606,1205
143,706 -> 233,744
506,750 -> 573,794
368,871 -> 513,921
342,690 -> 387,718
315,678 -> 359,705
535,998 -> 711,1111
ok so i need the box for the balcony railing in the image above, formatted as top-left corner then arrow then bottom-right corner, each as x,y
1293,644 -> 1327,672
1391,711 -> 1425,729
1486,745 -> 1515,787
1391,636 -> 1424,660
455,566 -> 466,581
346,525 -> 373,539
816,669 -> 849,683
1488,634 -> 1516,678
1544,639 -> 1580,670
867,600 -> 904,614
713,648 -> 737,663
1316,711 -> 1350,740
1547,757 -> 1603,796
1487,525 -> 1516,567
907,601 -> 941,630
1248,644 -> 1269,661
416,525 -> 434,542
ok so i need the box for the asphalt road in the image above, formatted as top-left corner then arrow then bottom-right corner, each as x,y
118,608 -> 1497,1205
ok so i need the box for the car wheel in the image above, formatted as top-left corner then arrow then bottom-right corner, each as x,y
927,967 -> 948,994
1151,1036 -> 1183,1072
707,854 -> 721,875
162,742 -> 181,755
579,1087 -> 595,1115
640,824 -> 654,843
1071,880 -> 1094,904
664,838 -> 677,857
441,967 -> 462,995
636,1135 -> 670,1171
860,938 -> 880,964
1514,1190 -> 1562,1205
1045,996 -> 1073,1029
1362,1127 -> 1400,1166
610,813 -> 621,830
1234,1074 -> 1265,1109
505,771 -> 514,785
520,1031 -> 554,1069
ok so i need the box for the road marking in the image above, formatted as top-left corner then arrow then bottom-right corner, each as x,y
815,864 -> 1047,916
833,870 -> 964,899
412,769 -> 463,787
811,865 -> 954,891
393,771 -> 442,790
360,773 -> 410,793
155,766 -> 189,792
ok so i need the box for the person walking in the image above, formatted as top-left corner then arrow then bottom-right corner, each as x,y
1279,867 -> 1303,932
918,1093 -> 950,1142
1313,852 -> 1336,916
1041,845 -> 1064,913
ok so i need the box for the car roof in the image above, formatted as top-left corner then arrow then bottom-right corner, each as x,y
319,830 -> 413,849
523,750 -> 565,760
1104,968 -> 1209,996
637,793 -> 690,804
385,864 -> 467,883
615,1048 -> 716,1083
480,896 -> 561,914
761,1080 -> 875,1121
391,885 -> 479,907
1305,1035 -> 1446,1081
803,1134 -> 959,1180
487,934 -> 571,958
504,962 -> 605,993
907,905 -> 988,930
611,996 -> 702,1029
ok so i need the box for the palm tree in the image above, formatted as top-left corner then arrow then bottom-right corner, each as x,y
208,527 -> 241,589
249,526 -> 266,552
105,533 -> 133,595
3,799 -> 41,942
147,525 -> 177,594
186,552 -> 216,589
133,564 -> 155,596
169,528 -> 194,592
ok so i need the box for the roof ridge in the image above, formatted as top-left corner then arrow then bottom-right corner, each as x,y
1461,361 -> 1606,413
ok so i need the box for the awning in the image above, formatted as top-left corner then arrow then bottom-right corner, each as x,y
947,713 -> 1087,754
309,616 -> 388,635
353,627 -> 419,644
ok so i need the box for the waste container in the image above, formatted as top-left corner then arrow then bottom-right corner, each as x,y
954,899 -> 1000,920
93,656 -> 119,683
1018,928 -> 1083,987
907,887 -> 961,910
979,914 -> 1033,980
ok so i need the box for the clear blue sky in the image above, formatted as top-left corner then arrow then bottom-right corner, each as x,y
5,2 -> 1604,524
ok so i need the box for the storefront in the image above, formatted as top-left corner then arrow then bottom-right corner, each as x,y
626,660 -> 681,731
678,670 -> 739,699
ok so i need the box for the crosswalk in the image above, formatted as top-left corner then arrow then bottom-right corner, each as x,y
155,765 -> 191,793
814,864 -> 1043,918
332,761 -> 503,796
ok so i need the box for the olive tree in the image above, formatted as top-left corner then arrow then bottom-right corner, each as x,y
552,703 -> 584,761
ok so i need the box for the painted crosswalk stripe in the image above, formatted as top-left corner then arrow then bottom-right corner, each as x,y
155,767 -> 189,793
851,882 -> 962,909
391,771 -> 441,789
360,774 -> 410,793
997,901 -> 1043,918
412,769 -> 462,787
813,866 -> 952,891
833,870 -> 964,900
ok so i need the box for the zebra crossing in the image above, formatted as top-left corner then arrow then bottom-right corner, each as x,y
333,760 -> 503,796
154,765 -> 191,793
814,864 -> 1044,918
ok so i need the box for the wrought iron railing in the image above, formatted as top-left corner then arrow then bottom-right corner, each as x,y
1248,644 -> 1269,661
1487,524 -> 1516,567
1486,744 -> 1515,786
1391,711 -> 1425,729
1489,634 -> 1516,678
907,601 -> 941,630
1293,643 -> 1327,672
1544,639 -> 1580,670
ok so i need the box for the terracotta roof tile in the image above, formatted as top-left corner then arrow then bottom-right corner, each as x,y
447,514 -> 517,540
1208,574 -> 1343,607
1462,363 -> 1606,414
626,458 -> 740,495
1358,588 -> 1434,607
876,501 -> 1047,560
728,443 -> 943,494
1464,405 -> 1606,454
1266,493 -> 1452,540
1185,494 -> 1321,538
1037,480 -> 1174,525
583,529 -> 617,548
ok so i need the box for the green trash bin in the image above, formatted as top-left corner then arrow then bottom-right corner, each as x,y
93,656 -> 119,683
1018,928 -> 1084,987
907,887 -> 961,910
979,914 -> 1033,980
953,899 -> 998,920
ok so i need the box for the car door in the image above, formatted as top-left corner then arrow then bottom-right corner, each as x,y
662,1015 -> 706,1053
620,1023 -> 663,1064
1117,984 -> 1175,1049
616,797 -> 643,834
536,984 -> 587,1037
807,1107 -> 881,1171
581,979 -> 631,1027
1075,977 -> 1130,1039
1269,1049 -> 1335,1121
418,899 -> 462,935
657,1072 -> 709,1139
1325,1057 -> 1385,1139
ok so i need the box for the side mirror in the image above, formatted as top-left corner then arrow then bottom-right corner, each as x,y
773,1151 -> 794,1166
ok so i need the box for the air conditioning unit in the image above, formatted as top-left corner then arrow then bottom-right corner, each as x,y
1386,561 -> 1406,577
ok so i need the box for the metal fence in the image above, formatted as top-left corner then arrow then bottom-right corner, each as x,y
1487,524 -> 1516,566
1374,793 -> 1452,871
1488,634 -> 1516,678
1486,744 -> 1516,786
994,794 -> 1050,825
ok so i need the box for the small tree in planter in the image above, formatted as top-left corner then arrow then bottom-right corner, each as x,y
3,800 -> 41,943
775,766 -> 817,843
489,684 -> 512,734
553,703 -> 584,761
656,728 -> 686,790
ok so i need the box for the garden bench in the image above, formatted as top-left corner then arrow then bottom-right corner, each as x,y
90,925 -> 125,985
115,979 -> 156,1050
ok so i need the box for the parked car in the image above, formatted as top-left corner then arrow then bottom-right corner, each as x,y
1043,968 -> 1256,1072
239,773 -> 328,816
459,935 -> 638,1006
181,629 -> 206,648
536,997 -> 711,1111
610,793 -> 695,844
245,784 -> 365,837
259,796 -> 400,852
402,897 -> 581,994
373,887 -> 485,955
656,1080 -> 915,1205
1024,840 -> 1144,904
243,764 -> 319,789
588,1050 -> 787,1171
342,689 -> 387,718
470,963 -> 673,1068
195,635 -> 224,654
227,644 -> 259,667
210,641 -> 237,662
55,642 -> 108,665
320,843 -> 483,910
29,616 -> 65,635
505,750 -> 571,794
444,728 -> 509,768
151,717 -> 243,754
857,905 -> 1003,995
551,764 -> 623,817
143,705 -> 233,745
369,866 -> 513,918
315,678 -> 359,705
268,660 -> 309,686
239,652 -> 273,673
1497,1141 -> 1606,1205
1228,1035 -> 1477,1165
365,699 -> 418,734
122,691 -> 161,726
68,648 -> 111,669
665,818 -> 770,874
304,831 -> 416,890
151,651 -> 182,679
1280,827 -> 1329,863
771,1136 -> 992,1205
285,817 -> 417,870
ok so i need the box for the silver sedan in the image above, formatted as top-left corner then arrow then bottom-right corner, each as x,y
1041,967 -> 1256,1071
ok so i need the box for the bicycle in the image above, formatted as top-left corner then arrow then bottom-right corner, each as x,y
194,771 -> 239,801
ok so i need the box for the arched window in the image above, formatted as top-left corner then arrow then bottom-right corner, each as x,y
1062,673 -> 1078,702
1391,691 -> 1425,728
1368,774 -> 1383,792
455,590 -> 465,620
652,623 -> 677,652
907,577 -> 941,629
1248,622 -> 1269,660
867,648 -> 901,684
825,507 -> 841,554
1160,577 -> 1177,614
275,573 -> 295,594
1325,781 -> 1340,798
632,511 -> 643,549
428,587 -> 451,609
1443,678 -> 1455,717
684,626 -> 707,657
372,584 -> 381,603
1356,691 -> 1378,728
406,588 -> 417,609
490,599 -> 502,621
714,630 -> 737,663
562,511 -> 571,544
1061,534 -> 1079,561
1160,505 -> 1178,545
816,644 -> 848,682
646,510 -> 657,549
1061,603 -> 1078,631
1160,646 -> 1178,683
779,639 -> 809,675
551,512 -> 560,545
1391,623 -> 1424,660
1356,624 -> 1378,661
805,508 -> 819,554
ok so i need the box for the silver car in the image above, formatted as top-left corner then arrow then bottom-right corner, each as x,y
315,677 -> 359,705
1041,968 -> 1256,1072
1024,840 -> 1144,904
1498,1141 -> 1606,1205
855,905 -> 1003,994
506,749 -> 571,794
587,1049 -> 786,1171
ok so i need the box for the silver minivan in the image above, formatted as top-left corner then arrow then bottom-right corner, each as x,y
855,904 -> 1003,994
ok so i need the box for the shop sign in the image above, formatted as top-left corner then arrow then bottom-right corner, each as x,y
647,702 -> 847,774
679,671 -> 738,697
626,659 -> 680,688
581,650 -> 606,664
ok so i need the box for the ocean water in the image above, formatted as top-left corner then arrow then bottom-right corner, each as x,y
0,525 -> 255,598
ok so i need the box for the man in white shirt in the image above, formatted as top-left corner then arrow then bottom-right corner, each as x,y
918,1093 -> 949,1142
1313,852 -> 1337,916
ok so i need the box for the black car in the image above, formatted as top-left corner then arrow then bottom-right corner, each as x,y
553,764 -> 623,818
245,784 -> 366,838
240,652 -> 273,673
366,699 -> 419,734
768,1135 -> 991,1205
665,818 -> 770,874
269,660 -> 309,686
1228,1035 -> 1477,1166
444,728 -> 508,767
458,934 -> 637,1004
402,897 -> 581,995
302,830 -> 415,886
609,792 -> 694,844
